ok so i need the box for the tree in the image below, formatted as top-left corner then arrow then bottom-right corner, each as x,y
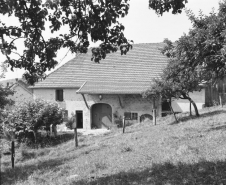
183,3 -> 226,81
150,0 -> 226,79
3,98 -> 64,144
149,0 -> 188,15
0,83 -> 14,110
145,1 -> 226,117
0,0 -> 193,85
144,39 -> 201,117
0,83 -> 14,137
0,0 -> 132,84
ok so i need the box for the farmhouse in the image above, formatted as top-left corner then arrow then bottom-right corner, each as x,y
31,43 -> 221,129
0,78 -> 33,107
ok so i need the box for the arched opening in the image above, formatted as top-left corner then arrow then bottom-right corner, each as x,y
140,114 -> 153,123
91,103 -> 112,129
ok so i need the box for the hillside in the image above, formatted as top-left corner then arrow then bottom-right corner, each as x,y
1,106 -> 226,185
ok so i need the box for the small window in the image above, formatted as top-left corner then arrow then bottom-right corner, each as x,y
56,89 -> 63,101
131,113 -> 138,120
124,112 -> 131,120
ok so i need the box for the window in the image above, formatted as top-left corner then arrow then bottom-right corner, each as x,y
56,89 -> 63,101
124,112 -> 138,120
131,113 -> 138,120
124,112 -> 131,120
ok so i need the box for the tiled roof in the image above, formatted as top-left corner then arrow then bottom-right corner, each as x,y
31,43 -> 168,94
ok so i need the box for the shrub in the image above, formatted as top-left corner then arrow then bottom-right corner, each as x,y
2,99 -> 64,145
65,112 -> 75,130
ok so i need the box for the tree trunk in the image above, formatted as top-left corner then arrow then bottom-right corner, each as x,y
33,130 -> 37,144
219,93 -> 223,107
181,93 -> 199,117
11,141 -> 15,168
188,98 -> 199,117
169,101 -> 178,123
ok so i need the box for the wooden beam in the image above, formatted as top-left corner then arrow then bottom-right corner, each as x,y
81,94 -> 90,109
118,95 -> 124,108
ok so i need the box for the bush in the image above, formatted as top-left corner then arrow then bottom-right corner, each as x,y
65,112 -> 75,130
2,99 -> 65,145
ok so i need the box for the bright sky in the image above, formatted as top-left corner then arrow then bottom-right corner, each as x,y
0,0 -> 221,80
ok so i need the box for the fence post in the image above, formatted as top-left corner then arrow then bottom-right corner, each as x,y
153,109 -> 156,125
11,141 -> 15,168
73,114 -> 78,147
122,116 -> 126,133
153,97 -> 156,125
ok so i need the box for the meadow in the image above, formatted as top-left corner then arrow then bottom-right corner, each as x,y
1,106 -> 226,185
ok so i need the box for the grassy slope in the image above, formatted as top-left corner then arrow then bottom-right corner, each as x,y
1,106 -> 226,185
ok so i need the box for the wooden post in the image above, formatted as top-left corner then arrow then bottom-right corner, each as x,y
223,81 -> 225,107
189,101 -> 192,116
11,141 -> 15,168
153,97 -> 156,125
122,116 -> 126,133
73,114 -> 78,147
74,128 -> 78,147
153,109 -> 156,125
222,77 -> 226,107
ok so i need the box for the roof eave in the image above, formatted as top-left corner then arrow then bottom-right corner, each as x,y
30,86 -> 81,89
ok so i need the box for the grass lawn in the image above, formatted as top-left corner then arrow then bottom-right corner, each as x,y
1,106 -> 226,185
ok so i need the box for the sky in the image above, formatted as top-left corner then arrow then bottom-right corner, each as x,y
0,0 -> 221,80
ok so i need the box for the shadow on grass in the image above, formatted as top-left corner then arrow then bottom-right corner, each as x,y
25,132 -> 81,148
170,110 -> 226,125
207,124 -> 226,132
73,159 -> 226,185
1,157 -> 70,185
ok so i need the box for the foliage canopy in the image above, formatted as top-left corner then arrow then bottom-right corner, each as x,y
149,0 -> 188,15
2,98 -> 64,143
145,1 -> 226,116
0,83 -> 14,110
0,0 -> 132,84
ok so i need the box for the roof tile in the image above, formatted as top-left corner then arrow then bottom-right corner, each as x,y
32,43 -> 168,94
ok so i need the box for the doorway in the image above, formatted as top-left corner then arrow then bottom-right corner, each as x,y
76,111 -> 83,129
91,103 -> 112,129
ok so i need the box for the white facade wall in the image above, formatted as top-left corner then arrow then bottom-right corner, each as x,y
9,85 -> 33,106
33,88 -> 161,129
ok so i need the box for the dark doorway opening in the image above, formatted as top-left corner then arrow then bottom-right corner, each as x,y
140,114 -> 153,123
91,103 -> 112,129
76,111 -> 83,128
162,100 -> 171,117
